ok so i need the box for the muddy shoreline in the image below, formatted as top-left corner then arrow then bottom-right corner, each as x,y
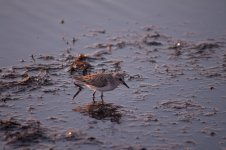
1,0 -> 226,149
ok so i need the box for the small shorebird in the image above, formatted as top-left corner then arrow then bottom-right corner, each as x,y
73,72 -> 129,102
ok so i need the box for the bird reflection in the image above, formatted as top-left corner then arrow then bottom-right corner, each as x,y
73,101 -> 122,123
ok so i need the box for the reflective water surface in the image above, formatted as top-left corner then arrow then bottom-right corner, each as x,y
1,0 -> 226,149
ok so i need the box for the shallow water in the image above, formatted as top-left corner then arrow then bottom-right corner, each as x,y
1,0 -> 226,149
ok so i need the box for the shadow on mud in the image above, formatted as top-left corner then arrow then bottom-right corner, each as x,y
73,101 -> 122,123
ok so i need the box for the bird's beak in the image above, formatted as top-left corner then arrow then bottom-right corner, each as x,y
122,80 -> 129,88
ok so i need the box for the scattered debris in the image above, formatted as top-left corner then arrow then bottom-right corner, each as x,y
72,37 -> 77,45
0,70 -> 52,94
60,19 -> 65,24
0,118 -> 21,130
201,127 -> 218,137
0,94 -> 17,103
37,55 -> 54,60
31,54 -> 36,62
0,119 -> 48,146
210,86 -> 214,90
168,41 -> 188,50
142,34 -> 162,46
89,29 -> 106,34
193,41 -> 220,51
160,100 -> 202,110
91,49 -> 111,57
66,54 -> 92,75
128,74 -> 144,81
64,129 -> 85,140
185,140 -> 196,145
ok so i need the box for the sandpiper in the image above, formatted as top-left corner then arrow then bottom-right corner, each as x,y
73,72 -> 129,102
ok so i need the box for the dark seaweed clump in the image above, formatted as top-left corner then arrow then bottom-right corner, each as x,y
0,119 -> 48,147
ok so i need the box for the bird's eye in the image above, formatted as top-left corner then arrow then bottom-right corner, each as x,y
119,78 -> 122,81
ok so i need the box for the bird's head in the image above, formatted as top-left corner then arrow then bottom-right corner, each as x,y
113,73 -> 129,88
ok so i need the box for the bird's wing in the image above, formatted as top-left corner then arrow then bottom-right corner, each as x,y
76,74 -> 111,88
88,74 -> 109,88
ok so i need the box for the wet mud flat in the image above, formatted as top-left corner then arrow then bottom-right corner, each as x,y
1,25 -> 226,149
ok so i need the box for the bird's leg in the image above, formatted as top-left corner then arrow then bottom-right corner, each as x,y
101,92 -> 104,103
73,83 -> 83,100
92,91 -> 96,103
